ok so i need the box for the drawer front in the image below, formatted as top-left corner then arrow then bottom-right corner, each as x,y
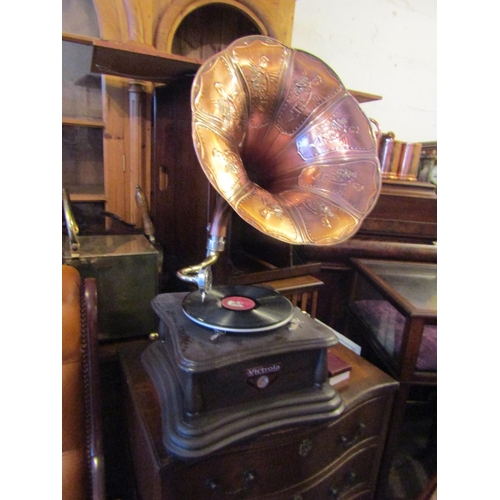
166,397 -> 387,499
303,396 -> 388,470
282,443 -> 378,500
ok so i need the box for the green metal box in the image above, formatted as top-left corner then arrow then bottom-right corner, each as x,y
63,234 -> 160,342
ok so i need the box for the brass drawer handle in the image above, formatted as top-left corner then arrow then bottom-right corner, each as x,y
205,469 -> 256,496
328,471 -> 357,499
339,422 -> 366,449
299,438 -> 313,457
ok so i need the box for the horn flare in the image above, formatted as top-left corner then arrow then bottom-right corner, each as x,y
191,35 -> 381,245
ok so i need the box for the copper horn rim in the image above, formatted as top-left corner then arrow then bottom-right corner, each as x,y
191,35 -> 381,247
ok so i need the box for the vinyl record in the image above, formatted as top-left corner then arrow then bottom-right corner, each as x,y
182,285 -> 295,333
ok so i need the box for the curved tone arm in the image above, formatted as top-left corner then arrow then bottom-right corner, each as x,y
177,196 -> 232,300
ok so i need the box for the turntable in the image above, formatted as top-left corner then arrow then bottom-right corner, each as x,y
141,35 -> 381,459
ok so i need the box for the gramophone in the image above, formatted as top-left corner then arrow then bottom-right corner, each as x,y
142,35 -> 381,458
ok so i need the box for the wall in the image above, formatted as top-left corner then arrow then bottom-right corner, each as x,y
291,0 -> 436,143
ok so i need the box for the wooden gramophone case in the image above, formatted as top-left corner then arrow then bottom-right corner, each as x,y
141,291 -> 344,458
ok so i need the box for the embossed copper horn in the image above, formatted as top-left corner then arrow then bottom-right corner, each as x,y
178,36 -> 381,295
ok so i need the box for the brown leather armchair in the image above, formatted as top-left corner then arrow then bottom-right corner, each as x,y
62,265 -> 105,500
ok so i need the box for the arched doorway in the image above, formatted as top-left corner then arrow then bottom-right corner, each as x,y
171,3 -> 263,61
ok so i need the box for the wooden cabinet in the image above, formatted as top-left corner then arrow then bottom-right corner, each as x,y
289,180 -> 437,332
119,341 -> 397,499
355,180 -> 437,245
344,258 -> 437,493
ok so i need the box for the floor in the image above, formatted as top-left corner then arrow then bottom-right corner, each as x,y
383,391 -> 437,500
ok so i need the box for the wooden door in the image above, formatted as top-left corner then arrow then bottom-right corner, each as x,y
151,76 -> 217,292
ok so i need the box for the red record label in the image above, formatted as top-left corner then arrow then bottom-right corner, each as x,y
221,296 -> 256,311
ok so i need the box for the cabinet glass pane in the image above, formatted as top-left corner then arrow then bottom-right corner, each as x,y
62,41 -> 102,120
357,260 -> 437,312
62,125 -> 104,195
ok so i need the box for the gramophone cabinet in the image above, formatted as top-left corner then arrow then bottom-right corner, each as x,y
120,341 -> 397,500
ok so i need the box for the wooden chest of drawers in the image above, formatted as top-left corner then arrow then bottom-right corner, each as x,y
119,342 -> 397,499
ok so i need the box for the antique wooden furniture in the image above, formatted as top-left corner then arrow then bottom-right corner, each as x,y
260,275 -> 324,319
343,258 -> 437,490
119,340 -> 397,499
62,265 -> 106,499
232,178 -> 437,333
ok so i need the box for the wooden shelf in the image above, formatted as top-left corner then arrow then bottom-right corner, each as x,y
88,39 -> 382,103
62,32 -> 95,46
62,117 -> 104,128
90,39 -> 201,81
381,179 -> 437,199
66,193 -> 107,202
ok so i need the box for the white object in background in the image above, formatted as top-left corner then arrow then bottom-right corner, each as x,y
313,317 -> 362,355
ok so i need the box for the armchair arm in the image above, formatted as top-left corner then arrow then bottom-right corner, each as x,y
81,278 -> 106,500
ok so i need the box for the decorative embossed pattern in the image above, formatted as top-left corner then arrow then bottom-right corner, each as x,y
191,35 -> 380,245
